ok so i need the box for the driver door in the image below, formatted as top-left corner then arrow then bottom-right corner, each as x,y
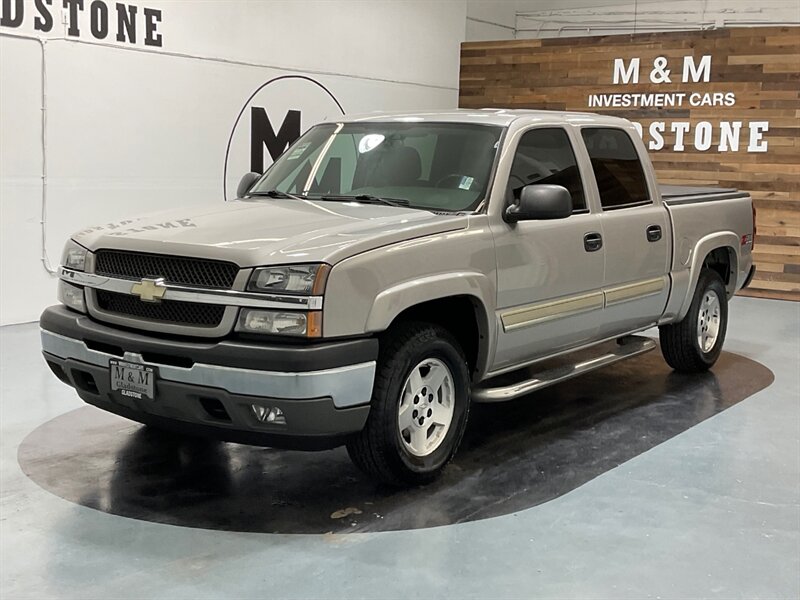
490,126 -> 605,371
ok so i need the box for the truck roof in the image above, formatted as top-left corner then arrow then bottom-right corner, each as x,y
339,108 -> 634,128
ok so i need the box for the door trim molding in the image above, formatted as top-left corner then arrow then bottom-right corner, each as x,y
501,291 -> 604,332
499,276 -> 666,332
604,277 -> 665,307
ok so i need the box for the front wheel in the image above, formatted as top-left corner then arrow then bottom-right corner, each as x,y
659,269 -> 728,372
346,322 -> 471,486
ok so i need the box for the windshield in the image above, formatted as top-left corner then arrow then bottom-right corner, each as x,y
250,121 -> 504,212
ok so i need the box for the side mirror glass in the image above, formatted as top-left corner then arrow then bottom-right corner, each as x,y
236,172 -> 262,198
505,184 -> 573,223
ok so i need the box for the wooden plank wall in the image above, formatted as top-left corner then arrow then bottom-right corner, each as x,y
460,27 -> 799,301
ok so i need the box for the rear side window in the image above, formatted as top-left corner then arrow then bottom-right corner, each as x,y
507,127 -> 587,212
581,128 -> 650,209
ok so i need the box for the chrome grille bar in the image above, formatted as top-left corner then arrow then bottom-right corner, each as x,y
60,268 -> 324,311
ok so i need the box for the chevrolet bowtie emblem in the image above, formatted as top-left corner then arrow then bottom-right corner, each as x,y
131,277 -> 167,303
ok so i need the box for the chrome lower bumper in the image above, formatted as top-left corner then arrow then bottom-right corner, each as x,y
41,329 -> 376,408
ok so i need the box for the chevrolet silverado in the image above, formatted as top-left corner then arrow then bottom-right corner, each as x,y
41,109 -> 756,485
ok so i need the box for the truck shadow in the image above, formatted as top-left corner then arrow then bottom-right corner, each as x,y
18,350 -> 773,534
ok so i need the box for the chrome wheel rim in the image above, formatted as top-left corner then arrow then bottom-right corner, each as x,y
397,358 -> 455,457
697,290 -> 721,353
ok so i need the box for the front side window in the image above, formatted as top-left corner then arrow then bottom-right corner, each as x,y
251,122 -> 504,212
581,127 -> 650,209
507,127 -> 587,212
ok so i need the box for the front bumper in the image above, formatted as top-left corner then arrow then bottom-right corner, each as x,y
40,306 -> 377,450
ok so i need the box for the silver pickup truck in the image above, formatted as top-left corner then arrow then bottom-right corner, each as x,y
41,109 -> 756,485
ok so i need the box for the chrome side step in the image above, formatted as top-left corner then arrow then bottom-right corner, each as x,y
472,335 -> 657,403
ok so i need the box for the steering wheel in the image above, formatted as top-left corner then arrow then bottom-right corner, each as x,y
435,173 -> 481,190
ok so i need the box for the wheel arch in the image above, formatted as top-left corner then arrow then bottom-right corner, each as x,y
676,232 -> 739,321
365,273 -> 495,381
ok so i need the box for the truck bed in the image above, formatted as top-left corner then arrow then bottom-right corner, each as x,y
662,184 -> 754,292
660,184 -> 750,205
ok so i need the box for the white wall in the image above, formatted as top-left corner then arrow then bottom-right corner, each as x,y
514,0 -> 800,38
463,0 -> 800,40
466,0 -> 515,41
0,0 -> 467,325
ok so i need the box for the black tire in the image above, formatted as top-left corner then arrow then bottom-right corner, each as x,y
346,322 -> 471,486
659,269 -> 728,372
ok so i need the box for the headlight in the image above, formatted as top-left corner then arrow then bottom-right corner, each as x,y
61,239 -> 88,272
247,264 -> 330,295
58,280 -> 86,313
236,309 -> 322,337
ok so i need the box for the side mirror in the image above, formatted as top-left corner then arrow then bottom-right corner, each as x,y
505,184 -> 573,223
236,172 -> 262,198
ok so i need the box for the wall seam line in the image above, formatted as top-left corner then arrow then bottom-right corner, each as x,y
466,16 -> 516,31
0,31 -> 459,92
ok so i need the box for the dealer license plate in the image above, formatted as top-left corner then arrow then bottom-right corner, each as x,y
110,360 -> 156,400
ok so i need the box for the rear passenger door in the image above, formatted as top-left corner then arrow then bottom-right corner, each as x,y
579,127 -> 670,337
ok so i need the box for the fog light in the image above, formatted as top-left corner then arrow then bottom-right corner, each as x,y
251,404 -> 286,425
58,280 -> 86,313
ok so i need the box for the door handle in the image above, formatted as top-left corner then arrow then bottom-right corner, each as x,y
646,225 -> 663,242
584,232 -> 603,252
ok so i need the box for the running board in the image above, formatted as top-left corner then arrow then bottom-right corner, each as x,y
472,335 -> 657,403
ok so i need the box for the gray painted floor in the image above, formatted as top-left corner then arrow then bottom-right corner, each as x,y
1,296 -> 798,599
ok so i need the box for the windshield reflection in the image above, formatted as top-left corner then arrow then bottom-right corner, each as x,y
250,122 -> 504,213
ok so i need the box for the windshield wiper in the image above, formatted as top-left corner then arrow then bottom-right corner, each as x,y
248,189 -> 306,200
317,194 -> 410,208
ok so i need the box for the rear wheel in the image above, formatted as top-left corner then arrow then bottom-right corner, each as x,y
346,322 -> 470,486
659,269 -> 728,372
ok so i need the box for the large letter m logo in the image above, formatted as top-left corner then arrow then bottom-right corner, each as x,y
250,108 -> 301,173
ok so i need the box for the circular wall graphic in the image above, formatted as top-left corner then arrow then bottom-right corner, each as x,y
223,75 -> 345,201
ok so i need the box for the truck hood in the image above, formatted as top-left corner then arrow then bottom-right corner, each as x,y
72,199 -> 469,266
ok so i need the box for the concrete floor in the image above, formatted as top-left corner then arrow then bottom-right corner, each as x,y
1,296 -> 798,599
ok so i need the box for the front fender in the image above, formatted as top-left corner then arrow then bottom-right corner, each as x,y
365,271 -> 495,332
364,271 -> 496,378
321,215 -> 499,374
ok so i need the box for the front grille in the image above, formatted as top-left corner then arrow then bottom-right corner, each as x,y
95,290 -> 225,327
95,250 -> 239,289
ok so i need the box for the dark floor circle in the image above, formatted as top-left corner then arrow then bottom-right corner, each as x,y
19,350 -> 773,534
